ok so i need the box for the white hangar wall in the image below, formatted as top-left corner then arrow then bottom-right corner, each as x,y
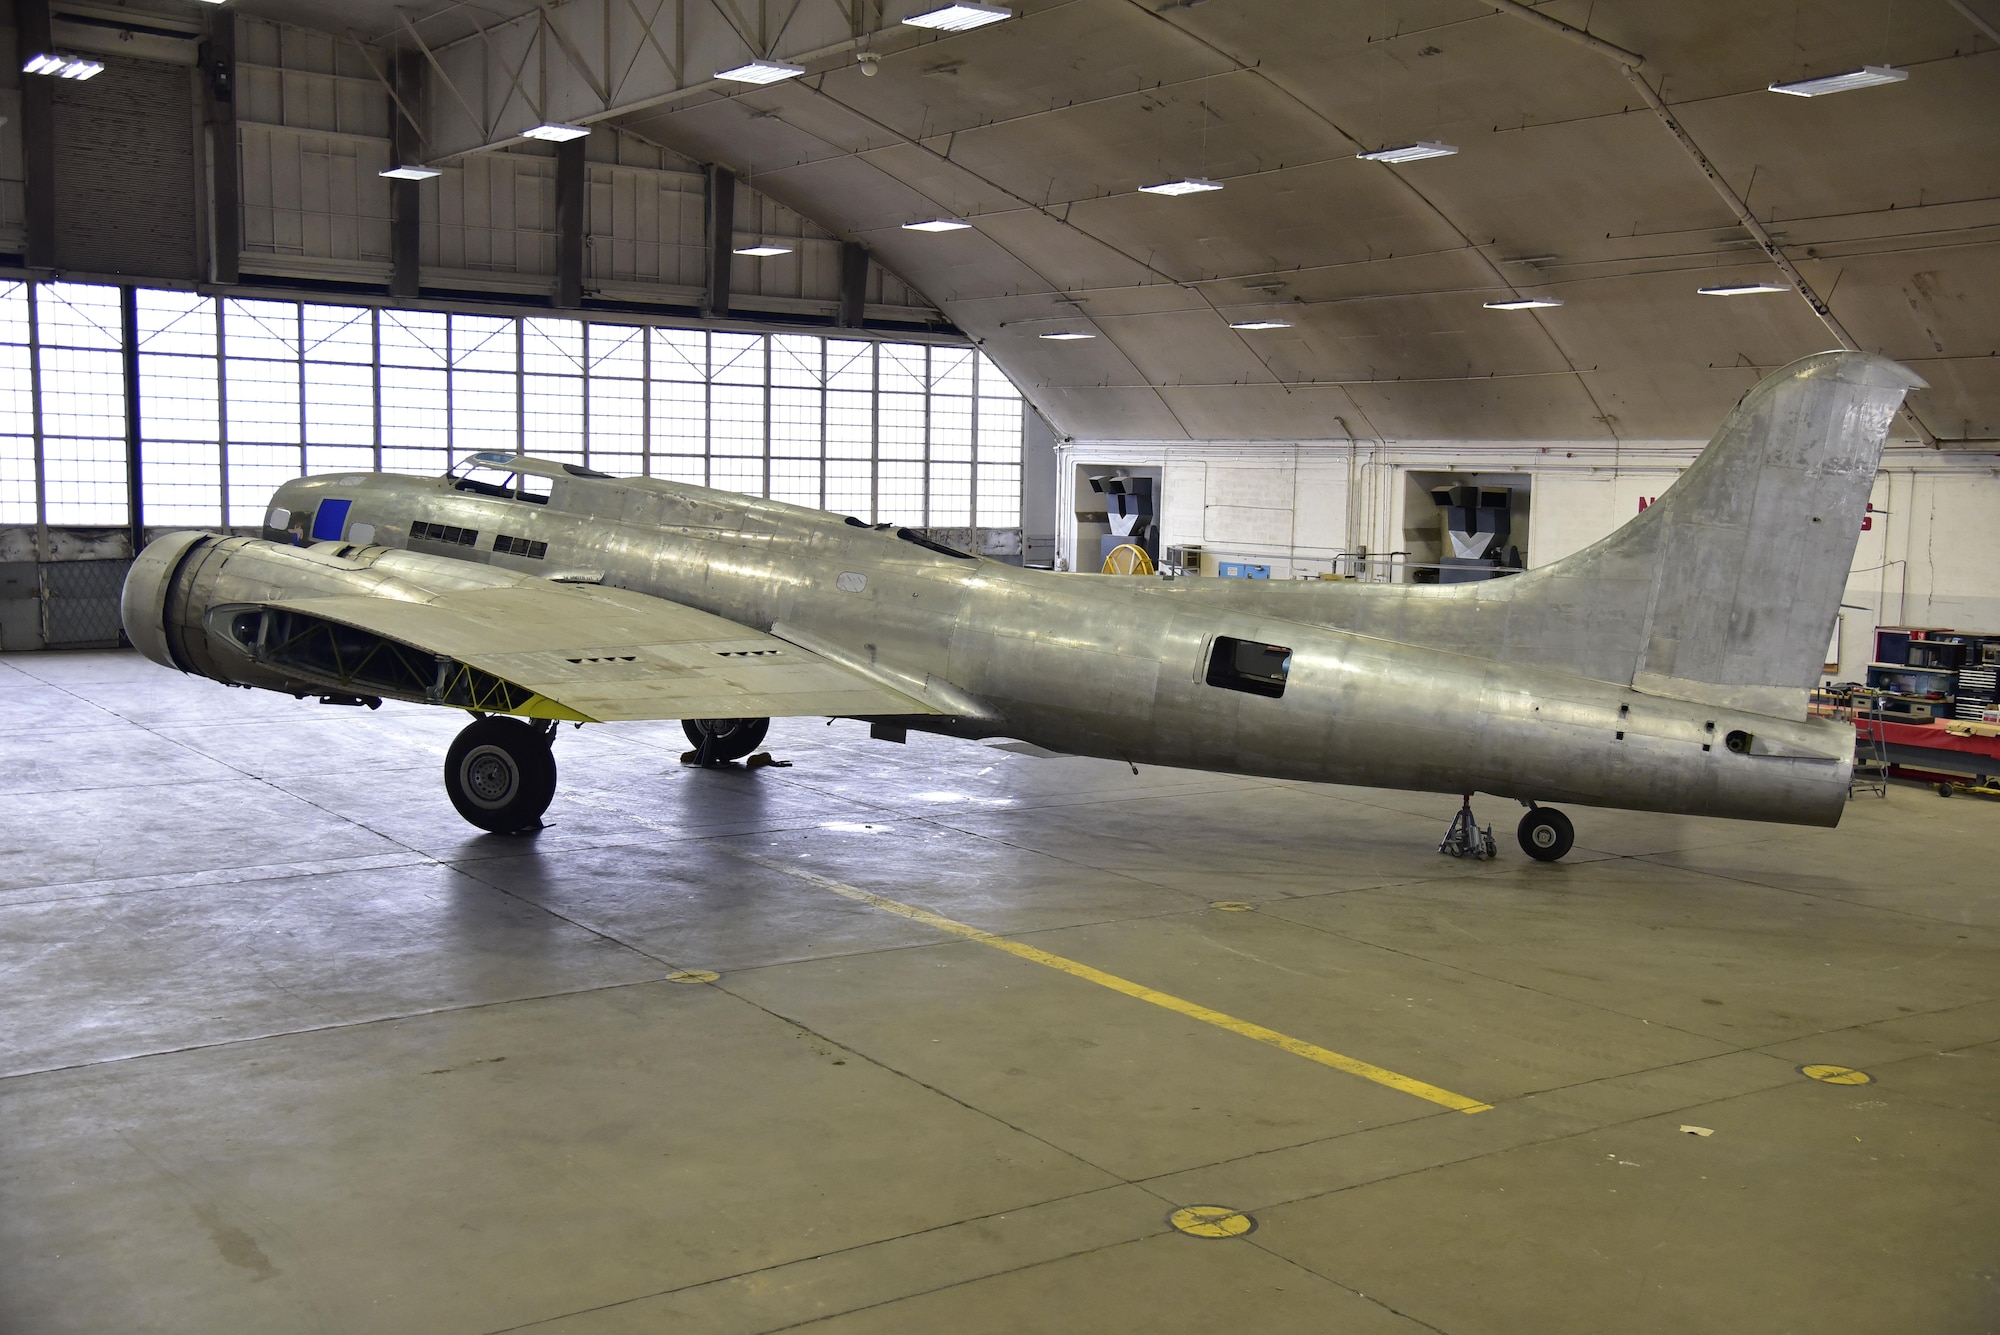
1057,438 -> 2000,683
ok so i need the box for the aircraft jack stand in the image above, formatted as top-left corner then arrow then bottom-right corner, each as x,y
1438,794 -> 1498,860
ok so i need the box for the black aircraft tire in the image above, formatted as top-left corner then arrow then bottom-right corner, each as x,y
1518,808 -> 1575,862
445,716 -> 557,834
682,717 -> 771,762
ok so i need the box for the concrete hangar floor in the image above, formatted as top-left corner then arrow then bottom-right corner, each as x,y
2,649 -> 1996,1335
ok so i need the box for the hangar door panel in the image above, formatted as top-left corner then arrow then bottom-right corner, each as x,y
54,55 -> 197,278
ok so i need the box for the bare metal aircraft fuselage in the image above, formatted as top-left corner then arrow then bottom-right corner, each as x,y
276,472 -> 1846,825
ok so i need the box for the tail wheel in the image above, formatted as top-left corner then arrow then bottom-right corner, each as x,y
1518,807 -> 1575,862
445,716 -> 557,834
682,717 -> 770,763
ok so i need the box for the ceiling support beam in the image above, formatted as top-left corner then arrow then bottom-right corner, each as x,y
1944,0 -> 2000,46
704,164 -> 735,318
556,133 -> 588,308
389,51 -> 424,300
1482,1 -> 1953,447
15,0 -> 55,270
413,0 -> 940,160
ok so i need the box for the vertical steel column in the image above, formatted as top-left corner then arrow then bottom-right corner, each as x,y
16,0 -> 56,270
121,286 -> 143,553
389,51 -> 423,299
555,134 -> 587,308
201,11 -> 239,285
26,284 -> 45,541
214,295 -> 229,524
837,241 -> 868,329
703,165 -> 735,318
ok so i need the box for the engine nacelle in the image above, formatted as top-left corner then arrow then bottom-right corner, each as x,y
120,533 -> 547,711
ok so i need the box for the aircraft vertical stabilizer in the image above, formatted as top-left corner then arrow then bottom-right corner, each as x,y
1492,351 -> 1922,717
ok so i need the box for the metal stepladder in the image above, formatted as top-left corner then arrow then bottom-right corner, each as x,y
1850,694 -> 1889,798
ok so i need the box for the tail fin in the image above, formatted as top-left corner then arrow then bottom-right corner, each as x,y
1494,351 -> 1922,717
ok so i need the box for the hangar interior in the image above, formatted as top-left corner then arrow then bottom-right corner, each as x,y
2,0 -> 1998,1331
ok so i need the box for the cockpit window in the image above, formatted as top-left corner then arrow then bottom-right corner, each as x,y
447,459 -> 550,504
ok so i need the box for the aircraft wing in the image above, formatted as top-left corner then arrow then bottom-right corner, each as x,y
267,580 -> 942,724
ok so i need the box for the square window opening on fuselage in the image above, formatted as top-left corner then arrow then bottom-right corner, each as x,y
1206,636 -> 1291,699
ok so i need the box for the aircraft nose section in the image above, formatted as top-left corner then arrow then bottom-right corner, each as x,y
121,531 -> 211,670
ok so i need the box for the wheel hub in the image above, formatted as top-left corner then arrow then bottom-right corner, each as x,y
463,746 -> 519,807
1532,824 -> 1557,848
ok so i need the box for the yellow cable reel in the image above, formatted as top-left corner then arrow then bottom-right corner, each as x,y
1101,544 -> 1156,575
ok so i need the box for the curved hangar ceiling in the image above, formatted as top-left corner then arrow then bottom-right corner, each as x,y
598,0 -> 1999,445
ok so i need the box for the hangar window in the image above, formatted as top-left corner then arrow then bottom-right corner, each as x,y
1206,637 -> 1293,699
0,282 -> 1026,537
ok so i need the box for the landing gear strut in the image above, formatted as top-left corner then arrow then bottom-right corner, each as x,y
1517,805 -> 1575,862
445,715 -> 557,834
1439,794 -> 1498,859
682,717 -> 770,766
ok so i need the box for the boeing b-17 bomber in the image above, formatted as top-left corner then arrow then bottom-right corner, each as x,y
120,350 -> 1919,861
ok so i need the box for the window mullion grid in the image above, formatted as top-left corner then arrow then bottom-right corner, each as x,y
514,317 -> 525,459
703,331 -> 713,489
580,323 -> 592,472
641,323 -> 652,478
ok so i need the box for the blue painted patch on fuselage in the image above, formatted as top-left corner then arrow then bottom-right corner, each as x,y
311,498 -> 352,542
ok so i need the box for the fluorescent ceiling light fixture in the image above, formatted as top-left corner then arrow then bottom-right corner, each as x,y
1039,331 -> 1095,340
23,52 -> 102,79
733,244 -> 794,256
715,60 -> 806,84
1484,297 -> 1562,310
1230,320 -> 1293,330
379,165 -> 442,181
1357,141 -> 1458,163
1698,281 -> 1789,296
902,3 -> 1012,31
1139,177 -> 1223,196
1768,65 -> 1907,97
522,123 -> 590,142
902,218 -> 972,232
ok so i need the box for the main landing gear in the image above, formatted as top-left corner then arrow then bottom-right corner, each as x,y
445,715 -> 558,834
682,717 -> 770,767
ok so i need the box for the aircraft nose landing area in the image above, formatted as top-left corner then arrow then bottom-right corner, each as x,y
4,650 -> 1999,1335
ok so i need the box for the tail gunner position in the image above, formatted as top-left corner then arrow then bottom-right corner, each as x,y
120,351 -> 1920,858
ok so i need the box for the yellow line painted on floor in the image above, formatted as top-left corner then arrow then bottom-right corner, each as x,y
728,851 -> 1492,1115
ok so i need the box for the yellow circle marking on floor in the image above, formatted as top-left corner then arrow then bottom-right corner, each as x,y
1799,1063 -> 1873,1085
1209,901 -> 1256,912
666,969 -> 720,984
1169,1205 -> 1256,1239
